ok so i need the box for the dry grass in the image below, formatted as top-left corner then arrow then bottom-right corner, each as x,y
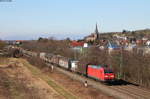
21,58 -> 77,99
0,58 -> 69,99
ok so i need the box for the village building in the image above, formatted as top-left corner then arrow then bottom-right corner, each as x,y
146,40 -> 150,46
85,23 -> 99,42
70,41 -> 89,54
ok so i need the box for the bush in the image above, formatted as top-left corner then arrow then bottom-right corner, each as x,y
0,40 -> 6,50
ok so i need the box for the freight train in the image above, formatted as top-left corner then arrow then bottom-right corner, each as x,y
12,46 -> 115,82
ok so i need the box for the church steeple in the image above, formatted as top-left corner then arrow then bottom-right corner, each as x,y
95,23 -> 99,34
95,23 -> 99,40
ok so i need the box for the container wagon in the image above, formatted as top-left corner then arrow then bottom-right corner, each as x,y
58,56 -> 71,69
51,55 -> 61,65
70,60 -> 79,72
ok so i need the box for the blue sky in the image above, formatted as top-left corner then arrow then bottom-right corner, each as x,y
0,0 -> 150,40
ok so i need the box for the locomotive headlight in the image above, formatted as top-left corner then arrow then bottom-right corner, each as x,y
110,75 -> 114,77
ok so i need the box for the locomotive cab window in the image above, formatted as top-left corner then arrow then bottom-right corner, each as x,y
104,69 -> 113,73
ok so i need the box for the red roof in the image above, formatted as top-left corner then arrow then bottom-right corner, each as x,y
16,40 -> 24,42
71,41 -> 84,47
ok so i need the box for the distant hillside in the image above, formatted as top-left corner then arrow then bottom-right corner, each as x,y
99,29 -> 150,39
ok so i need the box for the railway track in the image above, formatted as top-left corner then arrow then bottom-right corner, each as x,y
109,85 -> 150,99
118,85 -> 150,96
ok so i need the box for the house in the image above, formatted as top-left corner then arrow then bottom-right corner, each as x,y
107,41 -> 121,54
113,34 -> 127,40
146,40 -> 150,46
70,41 -> 84,47
124,44 -> 136,51
85,33 -> 98,42
70,41 -> 89,53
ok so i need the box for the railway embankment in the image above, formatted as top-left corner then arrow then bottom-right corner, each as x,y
54,65 -> 150,99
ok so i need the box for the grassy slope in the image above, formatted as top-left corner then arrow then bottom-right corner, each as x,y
20,58 -> 77,99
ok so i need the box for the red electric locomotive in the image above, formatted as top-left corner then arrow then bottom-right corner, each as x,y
87,65 -> 115,82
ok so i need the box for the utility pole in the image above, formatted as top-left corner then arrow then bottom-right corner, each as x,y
119,46 -> 123,79
108,40 -> 112,69
74,49 -> 77,60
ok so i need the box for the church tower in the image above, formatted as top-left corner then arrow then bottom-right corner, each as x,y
84,23 -> 100,42
94,23 -> 99,40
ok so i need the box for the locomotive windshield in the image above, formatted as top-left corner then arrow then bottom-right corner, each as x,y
104,69 -> 113,73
